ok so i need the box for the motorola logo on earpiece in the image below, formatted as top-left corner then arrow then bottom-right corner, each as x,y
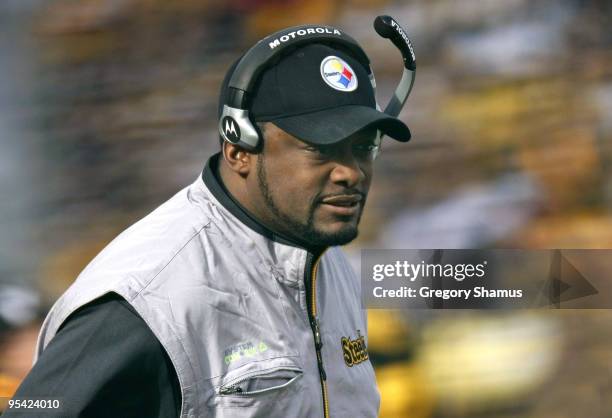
222,116 -> 241,143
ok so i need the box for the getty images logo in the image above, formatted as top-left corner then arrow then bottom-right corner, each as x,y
221,116 -> 241,143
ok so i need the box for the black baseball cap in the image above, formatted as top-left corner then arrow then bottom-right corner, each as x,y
219,43 -> 411,144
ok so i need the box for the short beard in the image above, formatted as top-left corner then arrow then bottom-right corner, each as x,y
256,153 -> 359,247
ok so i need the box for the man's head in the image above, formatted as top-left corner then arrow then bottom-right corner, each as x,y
217,41 -> 411,248
221,121 -> 378,247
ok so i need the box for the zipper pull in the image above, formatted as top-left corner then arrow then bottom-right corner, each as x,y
312,317 -> 327,381
218,385 -> 243,395
312,317 -> 323,349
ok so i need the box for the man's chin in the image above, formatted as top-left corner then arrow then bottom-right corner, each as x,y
304,224 -> 359,247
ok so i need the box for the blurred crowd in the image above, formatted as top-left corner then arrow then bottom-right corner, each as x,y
1,0 -> 611,416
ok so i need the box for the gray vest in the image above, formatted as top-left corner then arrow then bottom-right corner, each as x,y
36,161 -> 380,417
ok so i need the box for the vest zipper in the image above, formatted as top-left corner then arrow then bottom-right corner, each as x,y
305,252 -> 330,418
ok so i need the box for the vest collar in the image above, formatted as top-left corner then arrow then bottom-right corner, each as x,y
202,153 -> 325,256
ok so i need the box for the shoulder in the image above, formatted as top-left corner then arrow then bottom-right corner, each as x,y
70,180 -> 215,291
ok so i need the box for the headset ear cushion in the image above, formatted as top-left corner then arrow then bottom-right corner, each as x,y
220,113 -> 242,143
219,105 -> 261,151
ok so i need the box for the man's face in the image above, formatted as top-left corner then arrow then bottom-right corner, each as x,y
246,123 -> 378,247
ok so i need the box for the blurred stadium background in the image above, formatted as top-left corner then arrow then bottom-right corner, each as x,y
1,0 -> 611,416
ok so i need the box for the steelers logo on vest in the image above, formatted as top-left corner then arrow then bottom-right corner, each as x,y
341,330 -> 369,367
320,56 -> 358,92
222,116 -> 241,143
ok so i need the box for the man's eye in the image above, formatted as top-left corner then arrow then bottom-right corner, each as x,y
306,145 -> 332,155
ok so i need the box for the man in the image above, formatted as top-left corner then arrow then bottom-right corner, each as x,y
6,24 -> 411,418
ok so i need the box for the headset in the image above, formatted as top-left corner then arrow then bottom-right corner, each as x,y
218,15 -> 416,151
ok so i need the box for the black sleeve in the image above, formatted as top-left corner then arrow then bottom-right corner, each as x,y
3,293 -> 181,418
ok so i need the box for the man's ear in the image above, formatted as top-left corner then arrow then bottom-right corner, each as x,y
221,141 -> 253,176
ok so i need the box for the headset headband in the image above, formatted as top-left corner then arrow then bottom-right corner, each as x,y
226,24 -> 373,109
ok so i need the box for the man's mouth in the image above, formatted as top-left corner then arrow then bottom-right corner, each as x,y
321,194 -> 363,206
319,194 -> 363,215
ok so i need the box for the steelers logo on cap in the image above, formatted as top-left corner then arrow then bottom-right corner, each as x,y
320,56 -> 358,92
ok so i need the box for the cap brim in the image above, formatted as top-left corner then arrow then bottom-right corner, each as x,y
268,105 -> 411,145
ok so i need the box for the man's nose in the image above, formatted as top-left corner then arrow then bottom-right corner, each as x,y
329,155 -> 366,188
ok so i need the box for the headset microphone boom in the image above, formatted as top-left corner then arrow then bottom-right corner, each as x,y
373,15 -> 416,118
